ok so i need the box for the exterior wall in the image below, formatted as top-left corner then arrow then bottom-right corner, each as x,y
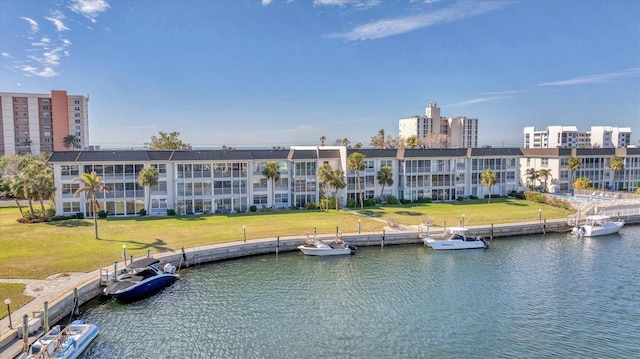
524,125 -> 632,149
0,91 -> 89,155
399,102 -> 478,148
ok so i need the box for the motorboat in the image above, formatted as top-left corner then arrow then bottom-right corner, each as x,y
572,215 -> 624,237
424,227 -> 489,250
298,239 -> 356,256
103,258 -> 179,303
18,320 -> 99,359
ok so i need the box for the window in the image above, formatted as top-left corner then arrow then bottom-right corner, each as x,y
75,113 -> 80,118
63,202 -> 81,213
74,107 -> 80,111
61,165 -> 79,176
75,119 -> 81,124
74,100 -> 80,105
253,195 -> 268,204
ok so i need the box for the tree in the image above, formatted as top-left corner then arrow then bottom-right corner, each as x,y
525,168 -> 539,190
608,156 -> 624,190
73,171 -> 108,239
329,169 -> 346,211
405,135 -> 420,149
538,168 -> 552,193
25,161 -> 55,218
347,152 -> 366,210
566,157 -> 582,190
423,133 -> 451,149
480,168 -> 497,203
370,129 -> 386,149
144,131 -> 191,150
320,136 -> 326,146
317,164 -> 334,212
138,166 -> 159,214
376,166 -> 393,201
573,177 -> 591,190
342,138 -> 351,147
262,162 -> 280,208
63,134 -> 79,150
353,143 -> 363,149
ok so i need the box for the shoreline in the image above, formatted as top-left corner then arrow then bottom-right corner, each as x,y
1,217 -> 638,358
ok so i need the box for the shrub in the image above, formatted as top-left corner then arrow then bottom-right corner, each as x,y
75,212 -> 84,219
346,198 -> 358,208
399,199 -> 412,204
363,198 -> 377,207
416,197 -> 432,204
304,202 -> 319,210
249,205 -> 257,212
98,210 -> 107,218
385,195 -> 399,205
166,209 -> 176,216
457,196 -> 464,201
45,206 -> 56,219
138,208 -> 147,216
469,195 -> 478,200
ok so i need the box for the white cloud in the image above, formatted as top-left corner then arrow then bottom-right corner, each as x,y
69,0 -> 110,23
326,1 -> 506,41
1,52 -> 11,58
314,0 -> 381,8
262,0 -> 273,5
446,96 -> 509,107
19,65 -> 58,78
46,16 -> 69,31
537,68 -> 640,86
21,17 -> 39,32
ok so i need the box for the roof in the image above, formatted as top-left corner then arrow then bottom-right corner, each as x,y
347,149 -> 399,158
401,148 -> 468,158
469,148 -> 523,157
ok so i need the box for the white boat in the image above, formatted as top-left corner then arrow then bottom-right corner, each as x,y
298,239 -> 356,256
572,215 -> 624,237
18,320 -> 99,359
424,227 -> 489,250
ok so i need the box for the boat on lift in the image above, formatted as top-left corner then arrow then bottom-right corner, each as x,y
18,320 -> 99,359
572,215 -> 624,237
103,258 -> 179,303
298,238 -> 357,256
424,227 -> 489,250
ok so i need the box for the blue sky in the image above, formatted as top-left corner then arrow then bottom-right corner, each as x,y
1,0 -> 639,149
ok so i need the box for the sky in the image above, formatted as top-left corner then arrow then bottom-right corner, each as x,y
1,0 -> 639,149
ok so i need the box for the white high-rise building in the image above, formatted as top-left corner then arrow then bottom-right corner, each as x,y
524,126 -> 632,149
399,101 -> 478,148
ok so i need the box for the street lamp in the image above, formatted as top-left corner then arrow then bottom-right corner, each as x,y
4,298 -> 11,329
122,245 -> 127,266
243,225 -> 246,243
462,214 -> 465,227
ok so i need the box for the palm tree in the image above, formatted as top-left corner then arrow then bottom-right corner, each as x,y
347,152 -> 366,210
138,166 -> 159,214
316,164 -> 334,212
63,134 -> 79,150
405,135 -> 420,149
608,156 -> 624,191
320,136 -> 326,146
262,162 -> 280,208
9,174 -> 28,218
330,169 -> 346,211
376,165 -> 393,201
525,168 -> 539,190
480,168 -> 497,203
26,161 -> 55,218
538,168 -> 552,193
566,157 -> 582,191
73,171 -> 107,239
342,138 -> 351,147
353,143 -> 363,149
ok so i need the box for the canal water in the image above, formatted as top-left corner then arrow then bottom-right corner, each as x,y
80,226 -> 640,358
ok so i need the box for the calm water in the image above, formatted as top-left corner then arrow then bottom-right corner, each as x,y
80,226 -> 640,358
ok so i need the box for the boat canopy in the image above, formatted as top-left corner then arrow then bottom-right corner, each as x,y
126,258 -> 160,268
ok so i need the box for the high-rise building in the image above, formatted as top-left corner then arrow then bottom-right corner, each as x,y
0,90 -> 89,155
398,102 -> 478,148
524,126 -> 632,149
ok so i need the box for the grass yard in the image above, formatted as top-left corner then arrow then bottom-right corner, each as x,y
0,283 -> 31,318
0,198 -> 573,280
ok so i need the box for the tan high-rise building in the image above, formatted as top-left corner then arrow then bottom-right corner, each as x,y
0,90 -> 89,155
398,101 -> 478,148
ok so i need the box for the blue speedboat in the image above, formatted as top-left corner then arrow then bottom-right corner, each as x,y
103,258 -> 179,303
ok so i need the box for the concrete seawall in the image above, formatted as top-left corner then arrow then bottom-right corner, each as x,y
2,217 -> 638,358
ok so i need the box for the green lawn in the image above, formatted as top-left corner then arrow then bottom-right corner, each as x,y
0,283 -> 31,319
1,198 -> 573,280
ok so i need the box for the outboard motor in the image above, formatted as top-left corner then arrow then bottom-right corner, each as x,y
163,263 -> 177,274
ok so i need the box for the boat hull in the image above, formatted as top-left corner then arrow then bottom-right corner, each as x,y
298,245 -> 352,256
576,222 -> 624,237
104,275 -> 178,303
425,239 -> 486,250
